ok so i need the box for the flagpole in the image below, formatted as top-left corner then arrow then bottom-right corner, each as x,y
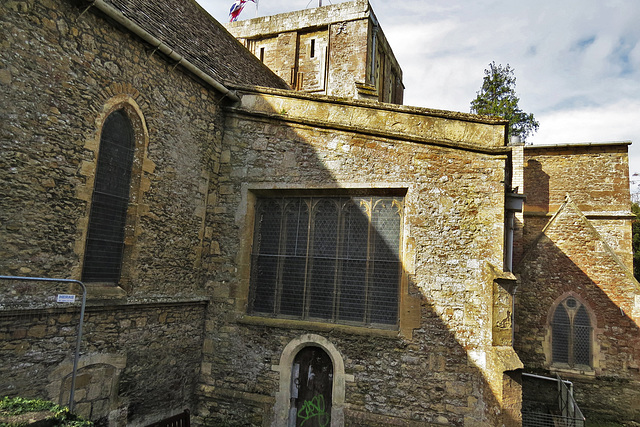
255,0 -> 259,17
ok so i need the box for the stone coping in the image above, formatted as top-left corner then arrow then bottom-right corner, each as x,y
0,298 -> 208,316
524,141 -> 631,149
227,88 -> 510,154
229,84 -> 509,125
524,210 -> 636,219
225,0 -> 370,37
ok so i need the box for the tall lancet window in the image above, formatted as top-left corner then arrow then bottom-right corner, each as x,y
82,109 -> 135,284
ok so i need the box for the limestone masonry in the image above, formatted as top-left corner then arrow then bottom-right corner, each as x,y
1,0 -> 638,426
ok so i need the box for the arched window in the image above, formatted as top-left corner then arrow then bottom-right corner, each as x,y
82,109 -> 135,283
552,297 -> 592,367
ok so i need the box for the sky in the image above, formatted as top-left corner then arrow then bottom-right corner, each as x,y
197,0 -> 640,196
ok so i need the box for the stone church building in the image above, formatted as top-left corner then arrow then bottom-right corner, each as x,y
1,0 -> 638,426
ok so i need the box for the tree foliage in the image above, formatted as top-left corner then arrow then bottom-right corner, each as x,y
632,202 -> 640,281
470,62 -> 539,142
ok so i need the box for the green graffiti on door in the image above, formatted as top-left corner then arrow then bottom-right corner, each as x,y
297,394 -> 329,427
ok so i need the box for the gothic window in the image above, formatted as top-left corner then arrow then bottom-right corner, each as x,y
82,109 -> 135,283
551,297 -> 592,367
249,196 -> 403,327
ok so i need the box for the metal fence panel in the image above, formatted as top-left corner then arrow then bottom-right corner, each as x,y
0,276 -> 86,412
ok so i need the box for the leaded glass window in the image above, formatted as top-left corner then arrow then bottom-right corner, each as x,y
552,297 -> 592,367
249,196 -> 403,327
82,109 -> 135,283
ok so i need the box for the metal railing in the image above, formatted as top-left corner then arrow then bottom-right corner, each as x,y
557,373 -> 585,425
0,275 -> 86,412
522,372 -> 585,427
145,409 -> 190,427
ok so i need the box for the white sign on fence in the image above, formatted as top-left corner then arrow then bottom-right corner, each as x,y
57,294 -> 76,303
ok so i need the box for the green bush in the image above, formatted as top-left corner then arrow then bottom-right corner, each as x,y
0,396 -> 93,426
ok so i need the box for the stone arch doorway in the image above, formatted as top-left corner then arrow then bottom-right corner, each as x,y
272,334 -> 353,427
290,346 -> 333,427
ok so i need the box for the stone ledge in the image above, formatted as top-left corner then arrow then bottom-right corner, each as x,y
238,315 -> 399,338
86,284 -> 127,301
524,210 -> 635,219
226,108 -> 509,156
0,298 -> 208,317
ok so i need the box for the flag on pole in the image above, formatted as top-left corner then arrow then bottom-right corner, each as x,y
229,0 -> 255,22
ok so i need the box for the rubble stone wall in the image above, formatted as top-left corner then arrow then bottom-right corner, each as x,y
1,0 -> 222,424
0,0 -> 225,297
521,144 -> 633,267
515,198 -> 640,424
195,89 -> 519,426
0,301 -> 207,426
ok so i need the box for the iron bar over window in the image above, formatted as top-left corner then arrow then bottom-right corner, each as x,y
249,196 -> 403,327
82,109 -> 135,283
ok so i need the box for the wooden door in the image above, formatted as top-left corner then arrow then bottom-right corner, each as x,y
290,346 -> 333,427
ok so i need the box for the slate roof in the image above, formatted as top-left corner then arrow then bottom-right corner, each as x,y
102,0 -> 289,90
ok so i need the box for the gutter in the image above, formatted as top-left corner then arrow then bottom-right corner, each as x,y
88,0 -> 241,103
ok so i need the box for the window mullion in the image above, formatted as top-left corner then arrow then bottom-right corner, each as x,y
303,198 -> 315,320
274,199 -> 287,316
299,200 -> 311,322
568,320 -> 575,367
363,197 -> 373,325
332,199 -> 345,322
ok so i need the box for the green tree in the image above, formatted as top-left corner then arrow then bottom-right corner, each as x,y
470,62 -> 539,142
633,202 -> 640,281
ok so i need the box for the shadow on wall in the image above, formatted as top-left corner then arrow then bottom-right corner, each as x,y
0,283 -> 207,426
514,225 -> 640,423
198,92 -> 522,426
523,159 -> 550,214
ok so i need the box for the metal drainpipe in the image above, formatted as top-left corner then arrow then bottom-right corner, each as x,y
0,276 -> 87,412
89,0 -> 241,103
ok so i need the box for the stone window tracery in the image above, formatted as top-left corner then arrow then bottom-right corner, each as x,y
551,296 -> 592,368
248,195 -> 403,327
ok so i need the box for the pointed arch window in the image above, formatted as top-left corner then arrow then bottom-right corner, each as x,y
552,297 -> 592,367
82,109 -> 135,283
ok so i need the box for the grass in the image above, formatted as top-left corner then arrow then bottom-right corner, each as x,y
0,396 -> 93,426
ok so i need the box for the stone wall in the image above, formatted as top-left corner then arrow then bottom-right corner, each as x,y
195,88 -> 520,426
1,0 -> 228,424
0,300 -> 207,426
521,143 -> 633,268
227,0 -> 403,103
516,142 -> 639,424
515,196 -> 640,423
0,0 -> 232,295
1,0 -> 533,425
